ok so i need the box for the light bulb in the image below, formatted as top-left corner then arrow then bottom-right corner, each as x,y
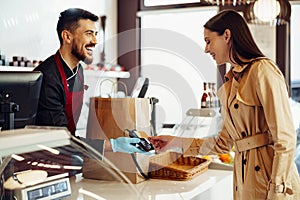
253,0 -> 281,22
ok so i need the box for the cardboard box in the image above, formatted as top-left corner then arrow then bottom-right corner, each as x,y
83,150 -> 209,183
82,152 -> 150,184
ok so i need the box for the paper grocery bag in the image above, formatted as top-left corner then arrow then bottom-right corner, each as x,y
86,97 -> 151,140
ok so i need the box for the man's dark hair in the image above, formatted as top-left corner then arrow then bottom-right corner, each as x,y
56,8 -> 99,44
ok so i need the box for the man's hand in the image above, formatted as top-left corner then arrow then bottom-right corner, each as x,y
110,137 -> 145,153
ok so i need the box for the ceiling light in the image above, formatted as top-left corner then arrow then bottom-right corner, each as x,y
243,0 -> 291,25
253,0 -> 280,22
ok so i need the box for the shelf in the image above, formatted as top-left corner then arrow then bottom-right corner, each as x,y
0,66 -> 130,79
84,69 -> 130,79
0,66 -> 34,71
186,108 -> 218,117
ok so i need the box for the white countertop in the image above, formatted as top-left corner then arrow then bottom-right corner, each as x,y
69,169 -> 233,200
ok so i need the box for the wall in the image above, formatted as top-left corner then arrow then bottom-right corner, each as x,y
138,7 -> 277,130
0,0 -> 117,64
139,8 -> 219,128
249,24 -> 276,62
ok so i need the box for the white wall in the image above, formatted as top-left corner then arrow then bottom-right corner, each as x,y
139,8 -> 218,128
290,3 -> 300,81
248,24 -> 276,62
138,8 -> 278,132
0,0 -> 117,64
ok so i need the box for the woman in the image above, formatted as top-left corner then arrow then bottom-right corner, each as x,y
149,10 -> 300,200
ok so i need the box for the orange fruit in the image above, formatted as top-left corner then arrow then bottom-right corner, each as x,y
219,154 -> 231,163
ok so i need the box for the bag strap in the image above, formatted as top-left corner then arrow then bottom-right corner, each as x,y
99,79 -> 115,97
130,153 -> 150,180
112,80 -> 128,97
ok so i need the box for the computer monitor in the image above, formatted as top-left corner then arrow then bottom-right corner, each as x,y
131,77 -> 149,98
0,71 -> 43,130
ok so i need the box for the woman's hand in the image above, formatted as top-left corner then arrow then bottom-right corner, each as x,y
148,135 -> 181,153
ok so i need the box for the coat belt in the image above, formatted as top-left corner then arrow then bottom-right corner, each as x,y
268,182 -> 293,195
234,132 -> 273,153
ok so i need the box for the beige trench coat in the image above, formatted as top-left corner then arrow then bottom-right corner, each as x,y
188,58 -> 300,200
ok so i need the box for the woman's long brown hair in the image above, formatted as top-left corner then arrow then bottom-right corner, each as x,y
204,9 -> 265,66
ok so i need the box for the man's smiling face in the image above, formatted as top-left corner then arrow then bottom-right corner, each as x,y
71,19 -> 98,64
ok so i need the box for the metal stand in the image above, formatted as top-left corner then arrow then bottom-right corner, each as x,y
173,108 -> 219,137
150,97 -> 159,136
186,108 -> 217,117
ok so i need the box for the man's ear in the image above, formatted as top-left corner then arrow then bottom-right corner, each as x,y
224,29 -> 231,43
61,30 -> 72,44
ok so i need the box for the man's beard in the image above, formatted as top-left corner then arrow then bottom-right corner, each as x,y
71,45 -> 93,64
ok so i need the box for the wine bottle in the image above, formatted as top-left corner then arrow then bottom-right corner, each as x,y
211,82 -> 219,108
201,82 -> 210,108
208,82 -> 213,108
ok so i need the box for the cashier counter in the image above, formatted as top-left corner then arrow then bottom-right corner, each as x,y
69,168 -> 233,200
0,123 -> 233,200
77,122 -> 233,199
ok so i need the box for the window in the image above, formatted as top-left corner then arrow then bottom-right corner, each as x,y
291,3 -> 300,82
290,3 -> 300,104
138,7 -> 218,129
144,0 -> 199,7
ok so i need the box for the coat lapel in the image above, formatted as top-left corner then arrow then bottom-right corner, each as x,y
217,69 -> 242,141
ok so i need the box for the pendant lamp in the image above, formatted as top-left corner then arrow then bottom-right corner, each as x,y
243,0 -> 291,25
253,0 -> 280,22
203,0 -> 291,25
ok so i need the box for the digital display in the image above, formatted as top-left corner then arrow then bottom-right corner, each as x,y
27,181 -> 68,200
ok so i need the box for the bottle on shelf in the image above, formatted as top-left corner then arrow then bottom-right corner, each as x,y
208,82 -> 213,108
201,82 -> 210,109
211,82 -> 219,108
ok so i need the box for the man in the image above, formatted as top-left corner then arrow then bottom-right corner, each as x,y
34,8 -> 142,153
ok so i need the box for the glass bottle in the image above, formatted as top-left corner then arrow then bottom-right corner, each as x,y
211,82 -> 219,108
201,82 -> 210,108
208,82 -> 213,108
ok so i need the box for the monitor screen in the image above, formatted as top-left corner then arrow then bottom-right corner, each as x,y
131,77 -> 149,98
0,71 -> 43,130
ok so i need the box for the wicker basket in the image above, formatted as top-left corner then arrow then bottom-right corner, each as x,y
149,152 -> 211,181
